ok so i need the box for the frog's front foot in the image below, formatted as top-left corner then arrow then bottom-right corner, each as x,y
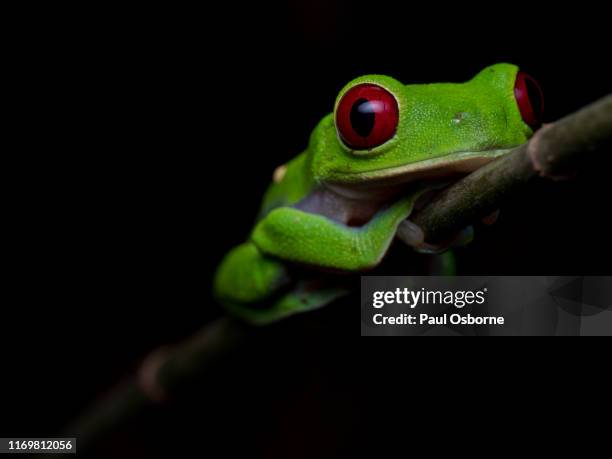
396,219 -> 473,254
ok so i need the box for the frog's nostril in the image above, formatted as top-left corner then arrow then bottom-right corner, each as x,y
452,112 -> 466,125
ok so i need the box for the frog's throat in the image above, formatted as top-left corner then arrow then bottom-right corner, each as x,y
329,148 -> 513,189
296,148 -> 514,228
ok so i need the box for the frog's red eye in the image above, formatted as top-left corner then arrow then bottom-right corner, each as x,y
514,71 -> 544,129
335,83 -> 399,150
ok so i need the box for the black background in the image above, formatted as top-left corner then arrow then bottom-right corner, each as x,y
2,2 -> 610,457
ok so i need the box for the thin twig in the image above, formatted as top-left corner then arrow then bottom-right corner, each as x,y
60,318 -> 248,455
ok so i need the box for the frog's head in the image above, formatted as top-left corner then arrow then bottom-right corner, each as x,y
311,63 -> 544,193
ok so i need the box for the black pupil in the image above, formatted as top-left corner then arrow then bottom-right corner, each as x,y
525,78 -> 542,117
350,98 -> 376,137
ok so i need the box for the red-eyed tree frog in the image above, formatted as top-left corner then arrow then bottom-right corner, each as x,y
214,63 -> 544,324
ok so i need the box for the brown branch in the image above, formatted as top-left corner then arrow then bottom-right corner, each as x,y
60,317 -> 249,455
62,94 -> 612,455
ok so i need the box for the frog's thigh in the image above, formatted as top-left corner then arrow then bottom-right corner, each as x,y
213,242 -> 290,304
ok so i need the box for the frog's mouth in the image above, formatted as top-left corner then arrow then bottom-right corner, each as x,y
298,148 -> 513,227
329,148 -> 512,192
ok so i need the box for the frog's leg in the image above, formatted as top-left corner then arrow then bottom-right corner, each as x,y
214,242 -> 348,325
214,242 -> 291,305
251,195 -> 417,272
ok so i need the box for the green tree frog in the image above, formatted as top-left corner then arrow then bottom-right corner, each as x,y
214,63 -> 544,324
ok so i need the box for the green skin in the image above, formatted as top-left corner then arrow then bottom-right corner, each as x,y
214,64 -> 534,324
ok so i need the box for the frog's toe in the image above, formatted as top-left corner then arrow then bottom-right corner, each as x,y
397,220 -> 473,254
415,225 -> 474,254
396,219 -> 425,248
